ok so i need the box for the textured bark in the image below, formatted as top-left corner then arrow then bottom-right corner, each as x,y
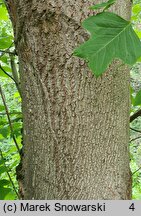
7,0 -> 132,199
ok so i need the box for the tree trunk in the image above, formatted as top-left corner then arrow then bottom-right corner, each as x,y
6,0 -> 132,199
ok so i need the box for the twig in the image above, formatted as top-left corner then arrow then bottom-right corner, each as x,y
0,64 -> 16,83
0,42 -> 14,58
130,136 -> 141,142
0,50 -> 15,56
132,167 -> 141,176
0,85 -> 20,155
130,109 -> 141,122
0,149 -> 20,199
0,112 -> 22,116
130,127 -> 141,133
9,54 -> 21,97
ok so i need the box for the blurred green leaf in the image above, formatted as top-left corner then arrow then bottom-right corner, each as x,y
0,126 -> 10,138
0,70 -> 9,78
14,92 -> 20,98
0,166 -> 8,175
0,105 -> 5,111
4,190 -> 16,200
134,89 -> 141,106
0,55 -> 9,64
0,159 -> 5,166
0,6 -> 9,21
2,66 -> 12,72
0,36 -> 13,49
130,86 -> 135,106
90,0 -> 116,10
0,179 -> 10,187
0,187 -> 12,200
132,4 -> 141,14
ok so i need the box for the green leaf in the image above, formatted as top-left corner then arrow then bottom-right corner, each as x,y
134,89 -> 141,106
0,6 -> 9,21
0,179 -> 10,187
0,36 -> 13,49
4,190 -> 16,200
0,166 -> 8,175
2,66 -> 12,72
0,66 -> 12,78
132,4 -> 141,14
0,159 -> 5,166
73,12 -> 141,77
0,187 -> 12,200
135,30 -> 141,39
0,126 -> 10,138
0,105 -> 5,111
131,15 -> 138,21
0,118 -> 7,126
0,69 -> 9,78
14,92 -> 20,98
0,55 -> 9,64
90,0 -> 116,10
12,122 -> 22,137
137,56 -> 141,62
130,86 -> 135,106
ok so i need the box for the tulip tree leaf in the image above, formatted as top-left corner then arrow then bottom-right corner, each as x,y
90,0 -> 116,11
73,12 -> 141,77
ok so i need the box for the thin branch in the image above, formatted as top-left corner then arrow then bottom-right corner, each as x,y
0,50 -> 15,56
0,42 -> 14,58
0,62 -> 22,97
0,112 -> 22,116
0,85 -> 20,155
130,109 -> 141,122
0,64 -> 16,83
130,136 -> 141,143
9,54 -> 21,97
0,149 -> 20,199
130,127 -> 141,133
132,167 -> 141,176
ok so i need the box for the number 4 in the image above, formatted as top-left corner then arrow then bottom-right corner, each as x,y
129,203 -> 135,211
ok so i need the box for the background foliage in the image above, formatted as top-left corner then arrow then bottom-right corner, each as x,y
0,0 -> 22,199
130,0 -> 141,200
0,0 -> 141,199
